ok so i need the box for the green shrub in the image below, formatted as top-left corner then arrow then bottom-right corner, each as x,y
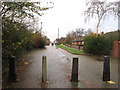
32,31 -> 46,48
104,30 -> 120,50
83,35 -> 111,55
2,18 -> 33,59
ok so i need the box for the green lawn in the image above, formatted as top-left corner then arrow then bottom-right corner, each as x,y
56,45 -> 85,55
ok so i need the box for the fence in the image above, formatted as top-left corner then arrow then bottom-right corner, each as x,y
112,40 -> 120,59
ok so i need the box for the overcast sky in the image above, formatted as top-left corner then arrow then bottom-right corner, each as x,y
36,0 -> 119,42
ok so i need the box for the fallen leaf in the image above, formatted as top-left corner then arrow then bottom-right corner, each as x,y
25,62 -> 29,65
107,81 -> 115,84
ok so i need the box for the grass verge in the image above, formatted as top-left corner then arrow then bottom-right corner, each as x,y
56,45 -> 85,55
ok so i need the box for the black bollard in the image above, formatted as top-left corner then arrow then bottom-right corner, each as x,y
71,56 -> 78,84
103,56 -> 110,81
9,56 -> 17,82
42,56 -> 47,83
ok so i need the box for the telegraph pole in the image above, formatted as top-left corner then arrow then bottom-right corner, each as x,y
58,28 -> 59,39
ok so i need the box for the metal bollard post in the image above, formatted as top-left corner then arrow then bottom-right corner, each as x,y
71,56 -> 78,84
42,56 -> 47,83
103,56 -> 110,81
9,56 -> 17,82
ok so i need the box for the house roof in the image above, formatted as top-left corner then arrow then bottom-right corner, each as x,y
72,38 -> 84,42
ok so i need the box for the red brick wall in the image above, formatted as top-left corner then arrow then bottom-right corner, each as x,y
112,40 -> 120,58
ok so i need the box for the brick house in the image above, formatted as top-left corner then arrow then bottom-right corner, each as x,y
71,37 -> 84,50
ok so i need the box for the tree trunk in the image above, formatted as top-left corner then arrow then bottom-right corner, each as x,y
96,19 -> 101,36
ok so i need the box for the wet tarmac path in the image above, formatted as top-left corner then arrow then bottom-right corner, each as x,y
13,45 -> 118,88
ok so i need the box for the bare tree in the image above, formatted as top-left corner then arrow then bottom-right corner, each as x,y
84,28 -> 92,35
65,28 -> 85,44
84,0 -> 119,35
71,31 -> 77,38
75,28 -> 84,37
65,32 -> 72,44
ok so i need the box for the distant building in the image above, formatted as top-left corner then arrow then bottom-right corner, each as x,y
72,38 -> 84,46
71,36 -> 84,50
